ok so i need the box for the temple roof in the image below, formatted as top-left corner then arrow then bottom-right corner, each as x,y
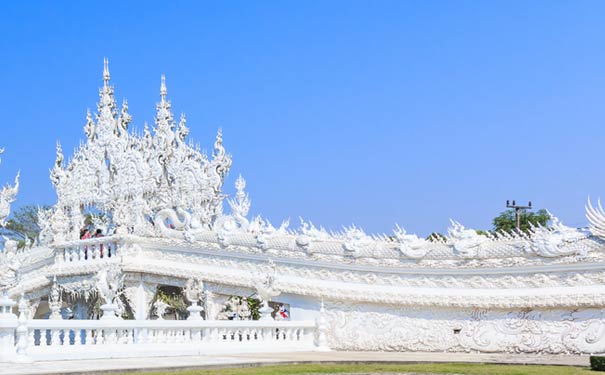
49,60 -> 232,239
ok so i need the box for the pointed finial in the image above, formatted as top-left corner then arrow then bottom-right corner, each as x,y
103,58 -> 110,85
55,141 -> 64,163
213,128 -> 224,157
235,174 -> 246,193
160,74 -> 167,100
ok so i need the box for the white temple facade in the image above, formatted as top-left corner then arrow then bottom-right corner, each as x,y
1,61 -> 605,361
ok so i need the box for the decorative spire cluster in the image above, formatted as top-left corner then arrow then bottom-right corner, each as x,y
49,60 -> 232,239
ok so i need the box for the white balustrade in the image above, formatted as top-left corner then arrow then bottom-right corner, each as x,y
0,317 -> 322,362
55,237 -> 118,264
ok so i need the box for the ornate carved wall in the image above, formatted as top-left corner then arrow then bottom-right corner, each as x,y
325,302 -> 605,354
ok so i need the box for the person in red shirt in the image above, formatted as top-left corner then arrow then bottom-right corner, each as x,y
80,228 -> 91,259
94,228 -> 105,257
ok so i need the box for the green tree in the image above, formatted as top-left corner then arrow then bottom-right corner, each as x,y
492,209 -> 550,233
426,232 -> 447,242
2,204 -> 51,246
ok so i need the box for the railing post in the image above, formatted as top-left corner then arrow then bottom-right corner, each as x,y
187,302 -> 204,320
314,301 -> 330,352
15,295 -> 31,363
0,293 -> 17,362
54,247 -> 64,264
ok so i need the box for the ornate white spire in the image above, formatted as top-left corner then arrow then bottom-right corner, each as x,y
96,60 -> 118,147
0,148 -> 19,227
103,58 -> 110,85
160,74 -> 167,102
155,75 -> 175,136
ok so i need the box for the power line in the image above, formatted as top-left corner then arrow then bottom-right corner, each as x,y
506,200 -> 532,230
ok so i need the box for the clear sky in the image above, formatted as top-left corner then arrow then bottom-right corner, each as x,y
1,1 -> 605,236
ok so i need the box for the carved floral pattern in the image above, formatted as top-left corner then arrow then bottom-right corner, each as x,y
324,302 -> 605,354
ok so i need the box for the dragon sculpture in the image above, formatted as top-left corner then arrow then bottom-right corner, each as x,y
36,60 -> 604,265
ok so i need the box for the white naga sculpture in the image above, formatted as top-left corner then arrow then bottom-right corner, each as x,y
5,61 -> 605,356
95,266 -> 124,319
256,261 -> 280,321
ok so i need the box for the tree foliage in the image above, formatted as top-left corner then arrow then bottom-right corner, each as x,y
492,209 -> 550,233
426,232 -> 446,242
1,204 -> 51,246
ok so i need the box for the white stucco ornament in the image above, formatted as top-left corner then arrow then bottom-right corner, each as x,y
153,300 -> 169,320
342,225 -> 375,257
529,212 -> 587,257
36,207 -> 54,246
48,276 -> 62,320
447,220 -> 489,258
256,261 -> 280,320
393,224 -> 428,258
0,149 -> 18,227
184,278 -> 204,320
0,237 -> 20,291
95,265 -> 124,319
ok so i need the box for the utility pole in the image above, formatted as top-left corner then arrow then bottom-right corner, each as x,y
506,200 -> 532,230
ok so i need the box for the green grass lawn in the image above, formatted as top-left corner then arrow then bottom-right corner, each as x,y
115,363 -> 595,375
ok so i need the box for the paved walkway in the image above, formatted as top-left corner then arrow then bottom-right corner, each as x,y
1,351 -> 592,375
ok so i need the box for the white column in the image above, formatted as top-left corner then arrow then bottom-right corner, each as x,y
187,302 -> 203,320
0,293 -> 17,362
314,301 -> 330,352
15,296 -> 31,363
123,280 -> 157,320
259,300 -> 274,321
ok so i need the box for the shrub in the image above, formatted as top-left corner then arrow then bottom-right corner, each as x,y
591,356 -> 605,371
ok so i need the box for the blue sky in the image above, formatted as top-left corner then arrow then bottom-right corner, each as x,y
1,1 -> 605,236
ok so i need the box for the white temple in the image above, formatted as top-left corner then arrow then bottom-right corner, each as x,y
1,60 -> 605,362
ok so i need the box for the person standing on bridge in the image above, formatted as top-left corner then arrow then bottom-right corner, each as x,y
80,228 -> 91,259
94,228 -> 106,257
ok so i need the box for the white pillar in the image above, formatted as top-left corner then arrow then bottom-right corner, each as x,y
187,301 -> 204,320
314,301 -> 330,352
15,296 -> 31,363
124,280 -> 157,320
259,300 -> 274,321
0,293 -> 17,362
